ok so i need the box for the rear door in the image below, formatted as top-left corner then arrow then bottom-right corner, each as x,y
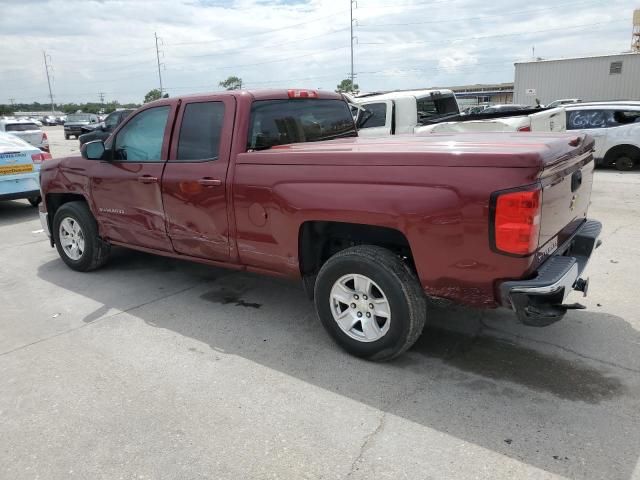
566,108 -> 609,158
162,96 -> 234,261
89,103 -> 175,251
356,101 -> 393,137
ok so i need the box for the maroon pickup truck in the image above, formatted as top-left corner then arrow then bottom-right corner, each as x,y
38,89 -> 601,360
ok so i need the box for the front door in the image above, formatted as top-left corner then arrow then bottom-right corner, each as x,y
90,103 -> 174,251
162,96 -> 234,261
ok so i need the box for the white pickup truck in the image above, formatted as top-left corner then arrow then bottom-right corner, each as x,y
349,90 -> 566,136
347,89 -> 460,137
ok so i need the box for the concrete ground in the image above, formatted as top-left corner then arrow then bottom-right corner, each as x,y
1,127 -> 639,479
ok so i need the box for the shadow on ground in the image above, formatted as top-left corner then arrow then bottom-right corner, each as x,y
0,200 -> 38,227
37,248 -> 640,480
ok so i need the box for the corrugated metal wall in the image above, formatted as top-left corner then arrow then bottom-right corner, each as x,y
514,53 -> 640,105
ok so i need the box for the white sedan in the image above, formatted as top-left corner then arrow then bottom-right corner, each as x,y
0,132 -> 51,206
0,119 -> 50,152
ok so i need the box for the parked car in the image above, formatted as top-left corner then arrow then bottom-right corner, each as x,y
42,115 -> 58,126
547,98 -> 582,108
0,119 -> 50,152
419,107 -> 566,133
348,89 -> 460,137
56,115 -> 67,125
78,109 -> 134,146
63,113 -> 99,139
0,132 -> 51,206
481,104 -> 531,114
565,103 -> 640,170
39,89 -> 601,360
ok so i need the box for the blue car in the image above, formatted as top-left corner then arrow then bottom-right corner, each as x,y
0,131 -> 51,207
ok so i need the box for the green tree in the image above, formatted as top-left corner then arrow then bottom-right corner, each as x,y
144,89 -> 168,103
336,79 -> 359,93
219,76 -> 243,90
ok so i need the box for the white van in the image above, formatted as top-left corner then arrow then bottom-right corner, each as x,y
565,103 -> 640,170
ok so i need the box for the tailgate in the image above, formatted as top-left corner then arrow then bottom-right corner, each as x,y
529,107 -> 566,133
537,135 -> 594,255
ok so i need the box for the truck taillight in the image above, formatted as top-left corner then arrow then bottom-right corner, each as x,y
32,152 -> 52,164
491,188 -> 541,256
517,125 -> 531,132
288,89 -> 319,99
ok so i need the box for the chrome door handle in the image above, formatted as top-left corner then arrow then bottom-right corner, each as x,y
198,177 -> 222,187
137,175 -> 158,184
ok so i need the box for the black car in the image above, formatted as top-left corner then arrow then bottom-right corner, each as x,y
78,109 -> 133,146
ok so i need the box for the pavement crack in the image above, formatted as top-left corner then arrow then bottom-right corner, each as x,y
347,412 -> 386,478
0,282 -> 202,358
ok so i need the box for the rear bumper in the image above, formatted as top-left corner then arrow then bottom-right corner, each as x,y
499,219 -> 602,326
0,189 -> 40,201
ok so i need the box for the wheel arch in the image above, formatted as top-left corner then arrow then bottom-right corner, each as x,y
298,220 -> 414,299
603,144 -> 640,165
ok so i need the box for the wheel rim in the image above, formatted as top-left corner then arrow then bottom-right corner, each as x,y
329,273 -> 391,343
58,217 -> 85,260
617,156 -> 634,171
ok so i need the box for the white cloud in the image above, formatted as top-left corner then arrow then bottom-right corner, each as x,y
0,0 -> 637,104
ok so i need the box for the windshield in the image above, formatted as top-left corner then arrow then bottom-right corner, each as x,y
415,95 -> 459,124
5,123 -> 39,132
66,114 -> 92,122
247,99 -> 357,150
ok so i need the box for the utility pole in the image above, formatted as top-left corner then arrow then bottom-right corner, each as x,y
98,92 -> 105,104
350,0 -> 356,91
155,32 -> 164,96
43,51 -> 55,114
9,98 -> 15,107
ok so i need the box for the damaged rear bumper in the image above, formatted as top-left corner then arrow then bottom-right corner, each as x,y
499,219 -> 602,326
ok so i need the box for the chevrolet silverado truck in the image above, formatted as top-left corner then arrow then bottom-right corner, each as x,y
38,89 -> 601,360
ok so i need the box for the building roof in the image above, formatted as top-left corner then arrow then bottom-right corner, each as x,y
515,52 -> 640,65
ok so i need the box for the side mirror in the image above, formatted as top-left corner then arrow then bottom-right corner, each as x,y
82,140 -> 106,160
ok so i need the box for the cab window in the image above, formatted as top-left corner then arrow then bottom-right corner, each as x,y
357,103 -> 387,129
247,99 -> 357,150
175,102 -> 225,162
114,106 -> 170,162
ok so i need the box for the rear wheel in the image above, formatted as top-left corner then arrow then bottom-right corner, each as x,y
28,196 -> 41,207
615,155 -> 635,171
65,134 -> 70,140
314,245 -> 426,361
52,201 -> 110,271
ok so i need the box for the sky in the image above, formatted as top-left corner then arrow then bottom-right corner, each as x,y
0,0 -> 638,105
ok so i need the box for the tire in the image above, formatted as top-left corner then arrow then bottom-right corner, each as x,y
28,196 -> 41,207
314,245 -> 426,361
52,201 -> 111,272
615,155 -> 635,171
65,134 -> 70,140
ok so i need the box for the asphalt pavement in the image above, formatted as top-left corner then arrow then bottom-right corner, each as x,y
1,127 -> 639,479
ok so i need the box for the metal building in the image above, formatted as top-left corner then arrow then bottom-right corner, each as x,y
514,53 -> 640,105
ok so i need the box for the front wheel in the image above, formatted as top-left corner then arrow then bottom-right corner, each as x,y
52,201 -> 111,272
314,245 -> 426,361
28,196 -> 41,207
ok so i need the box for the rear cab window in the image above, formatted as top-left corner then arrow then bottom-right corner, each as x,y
247,99 -> 357,150
5,123 -> 39,132
416,95 -> 459,124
